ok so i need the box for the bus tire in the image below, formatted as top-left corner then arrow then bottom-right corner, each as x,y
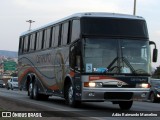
66,83 -> 81,107
150,92 -> 157,103
119,101 -> 133,110
11,85 -> 13,90
7,86 -> 10,90
33,81 -> 40,100
28,82 -> 33,99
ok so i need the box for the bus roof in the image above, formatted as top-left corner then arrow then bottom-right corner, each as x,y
20,12 -> 145,36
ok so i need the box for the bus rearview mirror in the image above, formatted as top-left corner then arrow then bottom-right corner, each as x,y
153,48 -> 158,62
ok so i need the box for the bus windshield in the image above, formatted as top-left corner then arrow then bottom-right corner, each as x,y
83,38 -> 151,75
82,17 -> 148,38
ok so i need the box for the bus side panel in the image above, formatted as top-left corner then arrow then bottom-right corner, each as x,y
18,46 -> 70,96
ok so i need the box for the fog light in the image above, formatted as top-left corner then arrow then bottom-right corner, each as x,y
96,82 -> 103,87
88,92 -> 95,97
141,93 -> 146,97
157,94 -> 160,98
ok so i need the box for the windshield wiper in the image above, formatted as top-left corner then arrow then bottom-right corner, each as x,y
122,57 -> 136,74
107,57 -> 136,74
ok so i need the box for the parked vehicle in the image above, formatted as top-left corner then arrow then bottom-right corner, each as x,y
147,79 -> 160,103
7,77 -> 18,90
0,80 -> 6,88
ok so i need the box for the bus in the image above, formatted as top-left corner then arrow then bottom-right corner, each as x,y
18,12 -> 158,110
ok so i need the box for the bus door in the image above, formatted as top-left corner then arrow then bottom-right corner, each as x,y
69,40 -> 82,73
69,40 -> 82,100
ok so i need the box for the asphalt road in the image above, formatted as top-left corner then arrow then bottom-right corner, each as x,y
0,87 -> 160,120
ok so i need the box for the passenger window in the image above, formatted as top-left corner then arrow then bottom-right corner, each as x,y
44,28 -> 51,49
24,36 -> 28,53
51,27 -> 55,47
36,31 -> 43,50
19,37 -> 24,54
54,25 -> 60,47
71,20 -> 80,42
61,22 -> 69,45
36,32 -> 40,50
27,35 -> 31,52
29,33 -> 36,52
41,30 -> 45,49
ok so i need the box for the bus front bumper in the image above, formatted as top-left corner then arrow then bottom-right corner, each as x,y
81,88 -> 149,102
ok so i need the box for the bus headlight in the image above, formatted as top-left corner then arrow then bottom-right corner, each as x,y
89,82 -> 96,87
141,83 -> 150,88
157,94 -> 160,98
84,82 -> 103,87
136,83 -> 150,88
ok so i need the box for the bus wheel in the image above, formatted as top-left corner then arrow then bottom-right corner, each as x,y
119,101 -> 133,110
11,85 -> 13,90
66,84 -> 81,107
33,81 -> 40,100
150,92 -> 156,103
28,82 -> 33,99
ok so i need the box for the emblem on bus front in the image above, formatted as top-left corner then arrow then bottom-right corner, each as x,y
117,82 -> 123,87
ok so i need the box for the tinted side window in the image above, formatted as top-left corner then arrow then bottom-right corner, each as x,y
19,37 -> 24,54
61,22 -> 69,45
51,27 -> 55,47
54,25 -> 60,47
30,33 -> 36,52
27,35 -> 31,52
36,32 -> 40,50
71,20 -> 80,42
24,36 -> 28,53
41,30 -> 45,49
36,31 -> 43,50
44,28 -> 51,49
34,33 -> 37,50
29,34 -> 33,51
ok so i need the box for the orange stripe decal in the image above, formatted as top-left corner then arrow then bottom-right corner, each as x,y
89,76 -> 117,81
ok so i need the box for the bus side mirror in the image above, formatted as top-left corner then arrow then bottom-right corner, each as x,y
149,41 -> 158,62
153,48 -> 158,62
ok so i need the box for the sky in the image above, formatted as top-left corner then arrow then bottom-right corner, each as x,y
0,0 -> 160,68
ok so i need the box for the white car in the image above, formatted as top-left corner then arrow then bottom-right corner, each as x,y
7,77 -> 18,90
